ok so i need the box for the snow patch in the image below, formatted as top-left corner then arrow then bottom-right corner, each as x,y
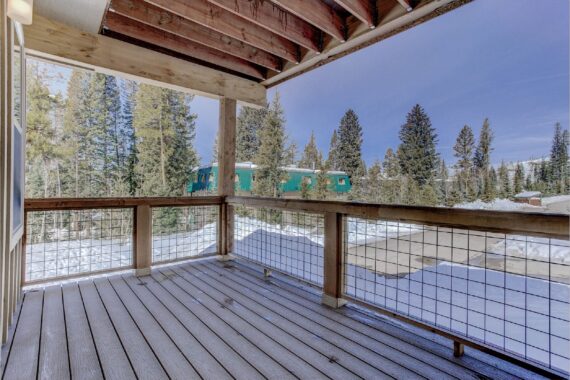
455,198 -> 541,211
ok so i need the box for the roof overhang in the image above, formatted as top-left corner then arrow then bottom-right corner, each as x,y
26,0 -> 471,104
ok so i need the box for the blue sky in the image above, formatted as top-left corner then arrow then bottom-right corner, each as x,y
41,0 -> 569,167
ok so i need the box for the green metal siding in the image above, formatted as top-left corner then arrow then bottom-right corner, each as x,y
188,166 -> 351,194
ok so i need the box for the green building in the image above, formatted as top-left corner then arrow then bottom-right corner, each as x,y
188,162 -> 352,195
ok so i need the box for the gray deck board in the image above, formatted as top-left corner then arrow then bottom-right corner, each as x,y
199,261 -> 470,380
92,277 -> 168,380
38,286 -> 70,380
78,280 -> 136,380
2,290 -> 43,379
61,283 -> 103,380
1,258 -> 551,380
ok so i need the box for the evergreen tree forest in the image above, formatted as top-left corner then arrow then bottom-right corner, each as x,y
27,61 -> 569,211
26,63 -> 198,200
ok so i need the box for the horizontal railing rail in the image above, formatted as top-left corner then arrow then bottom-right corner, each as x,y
25,196 -> 224,210
227,196 -> 569,240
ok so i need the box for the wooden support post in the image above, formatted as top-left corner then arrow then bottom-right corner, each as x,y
134,205 -> 152,276
453,341 -> 464,357
217,98 -> 236,260
322,212 -> 347,308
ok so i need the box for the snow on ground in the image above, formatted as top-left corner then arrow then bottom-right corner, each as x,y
542,194 -> 570,205
455,198 -> 541,211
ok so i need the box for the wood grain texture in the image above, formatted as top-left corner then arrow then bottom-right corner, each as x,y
208,0 -> 321,51
334,0 -> 376,27
147,0 -> 300,63
110,0 -> 282,71
24,15 -> 267,107
104,12 -> 267,80
271,0 -> 346,41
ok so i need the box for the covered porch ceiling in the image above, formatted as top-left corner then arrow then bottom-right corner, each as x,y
27,0 -> 470,106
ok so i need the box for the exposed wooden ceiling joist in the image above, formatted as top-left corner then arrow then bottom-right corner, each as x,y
109,0 -> 282,72
334,0 -> 376,28
207,0 -> 321,52
396,0 -> 413,12
145,0 -> 300,63
270,0 -> 346,42
25,14 -> 267,106
104,12 -> 267,80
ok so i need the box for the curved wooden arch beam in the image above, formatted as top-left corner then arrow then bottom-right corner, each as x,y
207,0 -> 321,52
110,0 -> 282,72
270,0 -> 346,42
145,0 -> 300,63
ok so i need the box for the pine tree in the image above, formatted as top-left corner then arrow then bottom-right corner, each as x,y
513,162 -> 525,194
398,104 -> 439,186
298,131 -> 323,169
436,159 -> 450,205
326,130 -> 339,170
498,162 -> 512,198
121,80 -> 139,195
549,123 -> 569,193
283,140 -> 298,166
254,94 -> 286,197
474,118 -> 494,170
380,148 -> 401,204
453,125 -> 476,200
336,109 -> 364,179
236,105 -> 268,162
313,162 -> 331,200
366,160 -> 382,203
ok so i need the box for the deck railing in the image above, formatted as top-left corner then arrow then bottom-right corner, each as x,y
227,196 -> 569,378
23,197 -> 223,284
23,195 -> 569,378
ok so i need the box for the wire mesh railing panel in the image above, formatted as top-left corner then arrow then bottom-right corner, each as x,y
233,206 -> 324,286
343,217 -> 570,375
25,209 -> 133,282
152,206 -> 218,263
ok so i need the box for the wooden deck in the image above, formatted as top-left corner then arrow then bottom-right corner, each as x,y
1,258 -> 548,380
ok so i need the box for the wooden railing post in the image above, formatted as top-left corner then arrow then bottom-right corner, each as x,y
322,212 -> 346,308
134,205 -> 152,276
217,98 -> 236,260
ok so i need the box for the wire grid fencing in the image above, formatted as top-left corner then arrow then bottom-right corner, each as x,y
233,206 -> 324,286
152,206 -> 218,263
25,208 -> 133,282
343,216 -> 570,375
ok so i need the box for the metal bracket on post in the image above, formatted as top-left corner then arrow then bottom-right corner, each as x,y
322,212 -> 347,308
134,205 -> 152,276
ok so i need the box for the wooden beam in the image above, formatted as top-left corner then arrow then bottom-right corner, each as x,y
227,196 -> 570,240
217,98 -> 237,257
134,205 -> 152,276
24,14 -> 266,107
322,212 -> 346,308
207,0 -> 321,52
146,0 -> 300,63
104,12 -> 266,80
270,0 -> 346,42
262,0 -> 469,87
109,0 -> 282,72
334,0 -> 375,28
396,0 -> 413,12
25,196 -> 223,211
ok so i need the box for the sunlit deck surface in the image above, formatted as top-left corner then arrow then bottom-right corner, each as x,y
1,258 -> 548,380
